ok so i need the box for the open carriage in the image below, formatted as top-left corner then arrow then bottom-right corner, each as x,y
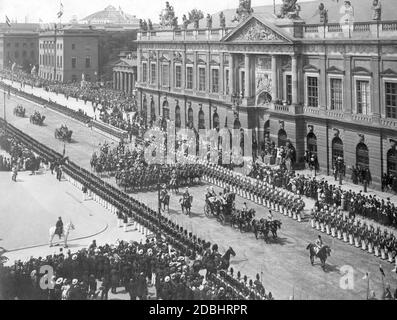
55,125 -> 73,143
30,111 -> 46,126
13,104 -> 26,117
204,192 -> 236,224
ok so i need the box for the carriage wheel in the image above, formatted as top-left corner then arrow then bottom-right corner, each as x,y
204,204 -> 211,217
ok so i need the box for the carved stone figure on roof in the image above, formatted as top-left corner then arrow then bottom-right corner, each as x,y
277,0 -> 301,19
206,14 -> 213,29
372,0 -> 382,21
159,1 -> 176,29
188,9 -> 204,29
232,0 -> 253,23
139,19 -> 148,31
318,3 -> 328,24
147,19 -> 153,30
172,17 -> 178,29
182,14 -> 189,29
219,11 -> 226,28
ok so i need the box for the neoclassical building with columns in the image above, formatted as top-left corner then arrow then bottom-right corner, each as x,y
112,52 -> 137,94
135,2 -> 397,188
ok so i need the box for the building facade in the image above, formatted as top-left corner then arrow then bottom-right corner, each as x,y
0,31 -> 38,71
112,51 -> 137,94
38,27 -> 99,82
135,3 -> 397,188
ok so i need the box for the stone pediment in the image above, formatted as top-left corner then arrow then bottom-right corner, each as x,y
327,66 -> 345,75
222,16 -> 292,43
114,59 -> 136,68
352,66 -> 372,76
381,68 -> 397,77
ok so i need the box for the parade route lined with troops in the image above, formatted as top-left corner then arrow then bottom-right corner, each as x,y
1,89 -> 396,300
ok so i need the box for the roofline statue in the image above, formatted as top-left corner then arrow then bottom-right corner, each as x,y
232,0 -> 253,23
276,0 -> 301,20
159,1 -> 177,29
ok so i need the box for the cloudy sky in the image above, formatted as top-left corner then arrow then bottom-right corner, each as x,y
0,0 -> 313,23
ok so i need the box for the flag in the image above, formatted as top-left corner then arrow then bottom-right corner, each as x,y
5,15 -> 11,27
11,62 -> 16,72
31,65 -> 36,74
379,264 -> 385,277
362,272 -> 369,280
57,3 -> 64,18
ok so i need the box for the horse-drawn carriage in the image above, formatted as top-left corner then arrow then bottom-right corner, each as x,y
205,192 -> 236,224
55,125 -> 73,143
13,104 -> 25,117
30,111 -> 46,126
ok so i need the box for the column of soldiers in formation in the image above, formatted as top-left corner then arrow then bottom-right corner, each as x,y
91,141 -> 203,192
311,203 -> 397,269
0,122 -> 272,300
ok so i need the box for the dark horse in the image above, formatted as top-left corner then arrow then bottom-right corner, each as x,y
180,195 -> 193,216
218,247 -> 236,270
306,244 -> 332,270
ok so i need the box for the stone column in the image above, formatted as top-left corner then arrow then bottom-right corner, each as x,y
244,54 -> 250,98
157,51 -> 161,89
319,55 -> 327,108
291,55 -> 298,105
220,53 -> 224,95
271,55 -> 278,101
137,49 -> 141,83
371,56 -> 381,116
113,72 -> 116,90
229,53 -> 235,95
343,55 -> 352,113
182,51 -> 186,89
117,72 -> 121,91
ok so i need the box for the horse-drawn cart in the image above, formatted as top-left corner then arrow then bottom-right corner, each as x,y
55,125 -> 73,143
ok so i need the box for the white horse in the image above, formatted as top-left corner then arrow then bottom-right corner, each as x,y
49,222 -> 75,248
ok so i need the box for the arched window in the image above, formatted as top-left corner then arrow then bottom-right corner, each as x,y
307,132 -> 317,155
150,100 -> 156,122
213,112 -> 220,130
175,105 -> 181,129
162,101 -> 170,120
332,137 -> 343,168
187,107 -> 193,127
387,147 -> 397,176
264,120 -> 270,140
198,110 -> 205,129
233,119 -> 241,130
356,142 -> 369,169
278,129 -> 287,147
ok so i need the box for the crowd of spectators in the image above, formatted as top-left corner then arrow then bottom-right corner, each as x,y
382,172 -> 397,194
0,238 -> 272,300
0,131 -> 43,173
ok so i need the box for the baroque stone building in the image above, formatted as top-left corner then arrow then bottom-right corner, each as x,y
135,0 -> 397,188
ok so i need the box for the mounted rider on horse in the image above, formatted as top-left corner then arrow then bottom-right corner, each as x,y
55,217 -> 64,239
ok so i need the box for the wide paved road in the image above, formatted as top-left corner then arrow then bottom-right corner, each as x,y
2,92 -> 397,300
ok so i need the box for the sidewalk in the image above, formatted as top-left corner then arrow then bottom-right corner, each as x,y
2,79 -> 98,118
